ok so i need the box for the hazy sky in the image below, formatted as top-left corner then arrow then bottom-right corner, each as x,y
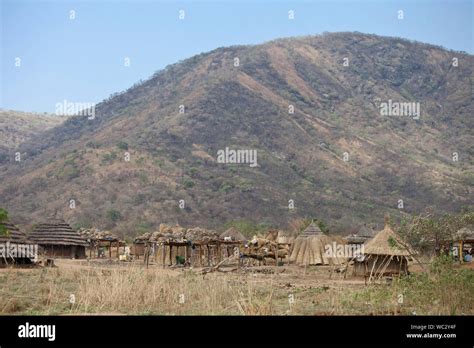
1,0 -> 472,113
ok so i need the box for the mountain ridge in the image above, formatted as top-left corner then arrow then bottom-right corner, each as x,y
0,32 -> 472,236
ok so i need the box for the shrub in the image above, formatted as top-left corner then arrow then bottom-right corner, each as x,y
219,182 -> 234,193
187,167 -> 199,178
107,209 -> 122,222
183,179 -> 195,189
102,152 -> 117,164
86,141 -> 101,149
117,141 -> 129,151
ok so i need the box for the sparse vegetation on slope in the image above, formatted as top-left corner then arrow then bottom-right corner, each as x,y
0,32 -> 472,236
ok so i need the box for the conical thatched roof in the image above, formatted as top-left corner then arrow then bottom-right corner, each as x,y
0,221 -> 30,244
363,224 -> 414,257
290,222 -> 346,266
358,225 -> 376,238
29,219 -> 88,246
290,234 -> 347,266
299,222 -> 324,237
345,225 -> 376,244
220,227 -> 246,242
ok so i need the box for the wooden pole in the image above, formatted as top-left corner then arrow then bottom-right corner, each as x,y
146,244 -> 150,268
207,245 -> 211,267
109,241 -> 112,259
190,244 -> 194,267
169,245 -> 173,266
162,243 -> 166,268
184,245 -> 188,266
199,245 -> 203,267
368,255 -> 378,283
237,246 -> 240,270
376,255 -> 392,281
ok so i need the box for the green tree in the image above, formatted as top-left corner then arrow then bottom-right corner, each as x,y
397,210 -> 474,253
318,220 -> 329,234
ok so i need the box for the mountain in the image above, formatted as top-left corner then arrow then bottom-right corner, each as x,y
0,32 -> 472,236
0,110 -> 66,152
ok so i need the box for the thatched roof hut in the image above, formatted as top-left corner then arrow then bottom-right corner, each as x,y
0,221 -> 37,265
290,222 -> 346,266
299,222 -> 324,237
345,225 -> 376,244
0,221 -> 29,244
29,219 -> 87,258
220,227 -> 246,242
363,224 -> 414,257
30,219 -> 88,246
354,219 -> 415,280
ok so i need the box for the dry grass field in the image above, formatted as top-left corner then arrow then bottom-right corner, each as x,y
1,257 -> 472,316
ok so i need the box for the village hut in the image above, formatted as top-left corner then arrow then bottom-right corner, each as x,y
0,221 -> 28,244
451,225 -> 474,262
144,225 -> 221,267
353,218 -> 415,280
276,230 -> 294,245
132,232 -> 151,258
220,227 -> 246,242
29,219 -> 88,259
345,224 -> 377,245
78,228 -> 125,259
0,221 -> 37,265
289,222 -> 347,266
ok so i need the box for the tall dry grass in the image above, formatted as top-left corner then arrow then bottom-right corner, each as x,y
0,266 -> 275,315
76,267 -> 250,314
1,257 -> 472,315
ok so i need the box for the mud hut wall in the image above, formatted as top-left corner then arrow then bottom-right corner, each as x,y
40,245 -> 86,259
